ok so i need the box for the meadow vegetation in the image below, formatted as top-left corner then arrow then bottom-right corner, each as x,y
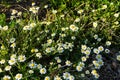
0,0 -> 120,80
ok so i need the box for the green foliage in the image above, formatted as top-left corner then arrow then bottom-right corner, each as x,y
0,0 -> 120,80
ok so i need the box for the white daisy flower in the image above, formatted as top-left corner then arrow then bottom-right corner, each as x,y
117,55 -> 120,61
93,22 -> 98,28
65,60 -> 72,66
76,66 -> 83,72
28,70 -> 34,74
10,38 -> 16,43
106,41 -> 111,46
15,73 -> 22,80
5,65 -> 12,71
3,75 -> 11,80
28,60 -> 37,69
18,55 -> 26,62
0,59 -> 5,64
8,58 -> 16,65
93,48 -> 100,54
44,76 -> 50,80
69,24 -> 79,32
40,68 -> 47,74
98,46 -> 104,52
63,72 -> 70,79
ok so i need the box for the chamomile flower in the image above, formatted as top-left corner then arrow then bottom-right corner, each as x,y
51,33 -> 56,37
36,53 -> 42,58
10,43 -> 16,48
106,41 -> 111,46
44,76 -> 50,80
61,27 -> 66,31
11,9 -> 18,15
98,60 -> 104,66
93,48 -> 100,54
65,60 -> 72,66
28,60 -> 37,69
94,73 -> 100,79
74,18 -> 80,22
40,68 -> 47,74
96,54 -> 102,60
23,25 -> 31,30
37,64 -> 42,69
63,72 -> 70,79
98,46 -> 104,52
29,6 -> 39,14
47,39 -> 53,44
81,73 -> 85,77
69,24 -> 79,32
17,11 -> 22,16
10,38 -> 16,43
77,9 -> 83,14
94,34 -> 98,39
3,25 -> 8,30
44,5 -> 48,9
91,69 -> 97,75
102,5 -> 107,9
85,70 -> 90,74
0,59 -> 5,64
3,75 -> 11,80
57,47 -> 64,53
105,49 -> 110,53
78,62 -> 85,67
71,36 -> 76,40
15,73 -> 22,80
97,38 -> 101,42
81,45 -> 87,50
57,59 -> 62,63
8,58 -> 16,65
84,50 -> 91,55
69,75 -> 75,80
32,2 -> 35,6
93,22 -> 98,28
29,23 -> 36,28
46,47 -> 53,53
54,76 -> 62,80
81,56 -> 87,62
114,13 -> 119,18
117,55 -> 120,61
5,65 -> 12,71
52,10 -> 57,14
18,55 -> 26,62
10,54 -> 17,59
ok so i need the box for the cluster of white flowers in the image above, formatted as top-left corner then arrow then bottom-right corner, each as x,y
23,22 -> 36,30
29,2 -> 39,14
0,25 -> 8,31
10,9 -> 22,20
69,24 -> 79,32
63,72 -> 75,80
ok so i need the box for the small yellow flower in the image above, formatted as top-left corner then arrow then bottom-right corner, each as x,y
69,24 -> 79,32
76,66 -> 83,71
